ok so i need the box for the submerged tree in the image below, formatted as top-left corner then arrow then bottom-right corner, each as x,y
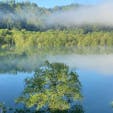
16,61 -> 83,113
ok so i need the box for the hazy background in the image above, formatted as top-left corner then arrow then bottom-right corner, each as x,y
47,54 -> 113,75
47,1 -> 113,26
0,0 -> 113,29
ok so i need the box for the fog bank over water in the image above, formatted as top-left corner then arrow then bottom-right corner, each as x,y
1,53 -> 113,75
47,1 -> 113,26
47,54 -> 113,75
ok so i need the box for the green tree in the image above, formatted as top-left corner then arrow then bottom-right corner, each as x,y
16,61 -> 83,113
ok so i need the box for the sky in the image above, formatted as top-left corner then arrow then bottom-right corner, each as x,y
32,0 -> 101,8
17,0 -> 102,8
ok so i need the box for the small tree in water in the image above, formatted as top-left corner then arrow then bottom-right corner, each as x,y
16,61 -> 84,113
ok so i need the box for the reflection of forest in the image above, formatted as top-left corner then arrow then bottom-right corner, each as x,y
0,104 -> 84,113
14,61 -> 84,113
0,46 -> 113,74
0,54 -> 43,73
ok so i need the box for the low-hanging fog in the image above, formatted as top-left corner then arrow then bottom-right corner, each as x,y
47,54 -> 113,75
46,1 -> 113,26
1,53 -> 113,75
1,1 -> 113,28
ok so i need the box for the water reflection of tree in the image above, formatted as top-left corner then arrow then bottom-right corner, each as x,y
16,61 -> 84,113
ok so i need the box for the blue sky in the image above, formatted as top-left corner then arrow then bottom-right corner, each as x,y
23,0 -> 102,8
0,0 -> 102,8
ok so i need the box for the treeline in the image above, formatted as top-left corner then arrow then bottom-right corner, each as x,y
0,2 -> 48,30
0,28 -> 113,73
1,1 -> 113,32
0,1 -> 81,31
0,29 -> 113,55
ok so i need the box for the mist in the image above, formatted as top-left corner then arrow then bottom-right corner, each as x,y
47,54 -> 113,75
46,1 -> 113,26
0,54 -> 44,73
0,4 -> 44,28
1,53 -> 113,75
1,1 -> 113,29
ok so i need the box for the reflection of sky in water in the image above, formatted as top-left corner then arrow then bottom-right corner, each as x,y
0,70 -> 113,113
48,52 -> 113,113
0,72 -> 33,107
77,69 -> 113,113
0,54 -> 113,113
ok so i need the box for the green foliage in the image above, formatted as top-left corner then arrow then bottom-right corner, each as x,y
0,29 -> 113,56
0,2 -> 82,31
0,102 -> 7,113
1,29 -> 113,55
16,61 -> 82,112
0,3 -> 113,55
0,1 -> 113,32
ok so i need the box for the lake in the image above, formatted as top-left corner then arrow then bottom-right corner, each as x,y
0,54 -> 113,113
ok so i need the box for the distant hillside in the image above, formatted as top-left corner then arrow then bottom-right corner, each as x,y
0,2 -> 82,31
0,2 -> 49,30
0,2 -> 113,31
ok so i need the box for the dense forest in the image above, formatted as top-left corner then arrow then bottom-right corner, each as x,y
0,1 -> 113,56
0,0 -> 81,30
0,28 -> 113,56
0,0 -> 112,31
0,1 -> 113,113
1,1 -> 113,73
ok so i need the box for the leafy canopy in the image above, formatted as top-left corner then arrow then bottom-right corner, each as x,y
16,61 -> 82,112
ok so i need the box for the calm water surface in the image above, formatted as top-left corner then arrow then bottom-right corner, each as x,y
0,55 -> 113,113
0,72 -> 33,107
77,69 -> 113,113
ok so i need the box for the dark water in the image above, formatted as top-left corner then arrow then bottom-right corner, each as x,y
0,54 -> 113,113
